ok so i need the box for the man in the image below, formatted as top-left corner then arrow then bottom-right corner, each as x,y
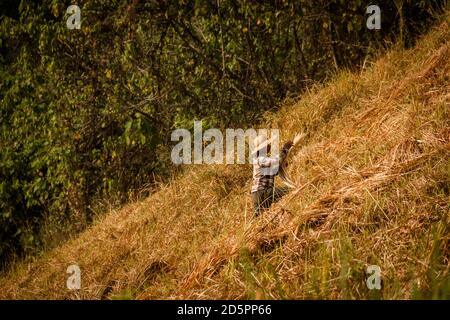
251,134 -> 293,216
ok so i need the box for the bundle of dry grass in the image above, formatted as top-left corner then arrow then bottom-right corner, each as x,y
0,10 -> 449,300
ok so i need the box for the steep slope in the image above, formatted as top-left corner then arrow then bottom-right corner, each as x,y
0,13 -> 449,300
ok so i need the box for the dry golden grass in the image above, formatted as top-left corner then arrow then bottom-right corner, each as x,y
0,11 -> 449,300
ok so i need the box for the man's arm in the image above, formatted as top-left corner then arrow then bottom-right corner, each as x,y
257,156 -> 279,168
280,141 -> 293,163
257,140 -> 293,168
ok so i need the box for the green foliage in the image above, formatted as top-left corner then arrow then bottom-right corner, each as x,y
0,0 -> 445,267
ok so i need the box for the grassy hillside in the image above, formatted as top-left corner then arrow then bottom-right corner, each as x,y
0,12 -> 449,300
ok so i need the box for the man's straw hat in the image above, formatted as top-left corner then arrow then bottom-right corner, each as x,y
252,134 -> 275,155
